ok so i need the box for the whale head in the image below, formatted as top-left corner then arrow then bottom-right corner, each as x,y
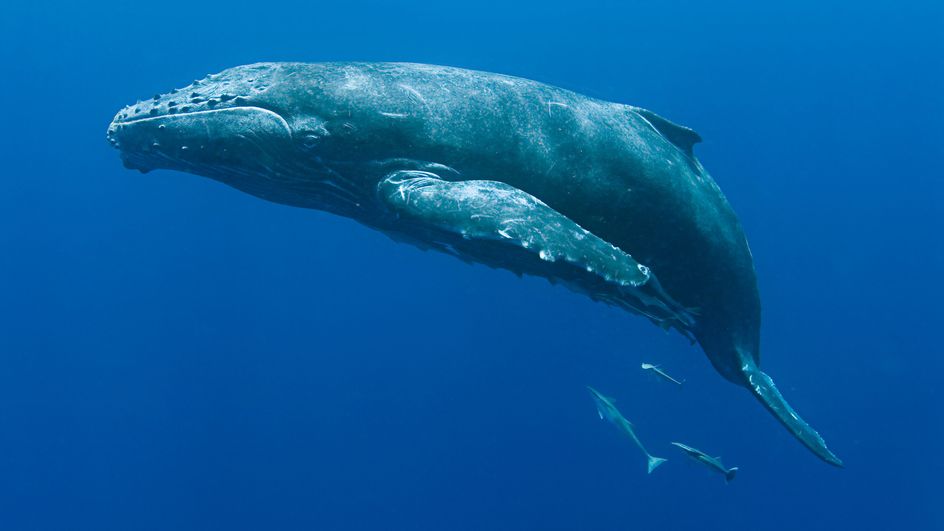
106,63 -> 376,214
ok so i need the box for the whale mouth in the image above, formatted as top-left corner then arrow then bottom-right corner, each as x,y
106,63 -> 287,173
106,105 -> 293,176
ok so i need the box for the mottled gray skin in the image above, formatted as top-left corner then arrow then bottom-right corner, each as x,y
107,62 -> 840,466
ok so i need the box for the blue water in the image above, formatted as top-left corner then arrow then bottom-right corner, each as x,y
2,1 -> 942,529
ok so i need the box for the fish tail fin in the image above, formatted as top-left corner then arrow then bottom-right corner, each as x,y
647,456 -> 667,474
725,467 -> 738,483
742,362 -> 843,467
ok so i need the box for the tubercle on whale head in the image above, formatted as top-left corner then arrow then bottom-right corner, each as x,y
107,63 -> 284,127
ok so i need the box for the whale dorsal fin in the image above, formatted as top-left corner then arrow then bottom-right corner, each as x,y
634,109 -> 702,157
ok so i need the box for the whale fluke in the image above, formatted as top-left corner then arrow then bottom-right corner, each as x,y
742,361 -> 843,467
647,456 -> 667,474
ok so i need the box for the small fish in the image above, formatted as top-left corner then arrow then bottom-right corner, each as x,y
587,387 -> 667,474
670,442 -> 738,483
641,363 -> 683,386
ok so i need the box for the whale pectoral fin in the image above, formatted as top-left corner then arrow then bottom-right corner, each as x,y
378,171 -> 650,286
377,171 -> 696,333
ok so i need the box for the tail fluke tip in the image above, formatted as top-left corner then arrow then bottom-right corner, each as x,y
647,456 -> 667,474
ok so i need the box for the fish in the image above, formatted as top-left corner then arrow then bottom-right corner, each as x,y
587,387 -> 667,473
641,363 -> 683,386
671,441 -> 738,483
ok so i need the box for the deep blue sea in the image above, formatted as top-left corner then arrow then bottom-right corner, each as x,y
1,1 -> 942,529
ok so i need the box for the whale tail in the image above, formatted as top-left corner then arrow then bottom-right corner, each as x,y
741,361 -> 843,467
724,467 -> 738,483
647,455 -> 667,474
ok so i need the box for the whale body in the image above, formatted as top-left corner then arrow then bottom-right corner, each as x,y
107,62 -> 841,466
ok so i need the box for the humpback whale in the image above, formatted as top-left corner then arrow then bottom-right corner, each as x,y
106,62 -> 841,466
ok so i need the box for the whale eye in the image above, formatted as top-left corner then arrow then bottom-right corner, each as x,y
294,123 -> 330,152
299,132 -> 321,150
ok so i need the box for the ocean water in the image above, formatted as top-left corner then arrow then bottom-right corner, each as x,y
1,1 -> 942,530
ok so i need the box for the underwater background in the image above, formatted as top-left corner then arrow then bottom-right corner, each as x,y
1,0 -> 942,529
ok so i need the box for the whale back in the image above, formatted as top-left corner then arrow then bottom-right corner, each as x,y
266,62 -> 763,381
330,63 -> 763,379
